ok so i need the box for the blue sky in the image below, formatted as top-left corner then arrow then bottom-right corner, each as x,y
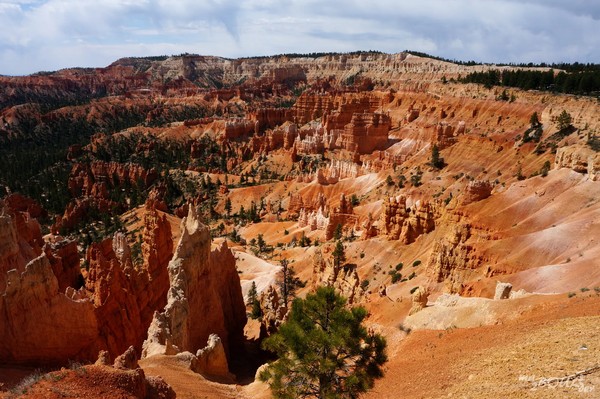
1,0 -> 599,75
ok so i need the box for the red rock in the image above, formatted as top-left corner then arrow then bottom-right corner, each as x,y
461,180 -> 493,205
5,194 -> 46,219
44,238 -> 82,292
311,248 -> 363,304
379,196 -> 438,244
258,285 -> 287,338
142,205 -> 246,366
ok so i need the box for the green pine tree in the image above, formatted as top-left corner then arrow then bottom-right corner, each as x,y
279,259 -> 306,307
260,286 -> 387,398
332,240 -> 346,268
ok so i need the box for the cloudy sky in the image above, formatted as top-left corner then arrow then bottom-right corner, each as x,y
1,0 -> 599,75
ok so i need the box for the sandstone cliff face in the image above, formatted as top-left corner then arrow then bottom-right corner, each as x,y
409,286 -> 429,315
85,237 -> 146,356
337,112 -> 391,154
312,248 -> 363,304
461,180 -> 493,205
426,223 -> 484,293
0,202 -> 174,366
555,145 -> 600,180
379,196 -> 437,243
142,206 -> 246,364
134,203 -> 173,324
0,199 -> 44,290
68,161 -> 158,198
44,238 -> 82,292
0,210 -> 23,286
0,254 -> 99,364
297,194 -> 358,240
258,285 -> 288,338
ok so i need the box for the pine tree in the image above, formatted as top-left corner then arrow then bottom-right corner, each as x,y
260,286 -> 387,398
529,112 -> 540,127
430,144 -> 444,169
248,281 -> 262,319
224,197 -> 232,217
247,281 -> 258,306
333,223 -> 343,240
332,240 -> 346,268
556,110 -> 573,131
279,259 -> 306,307
257,233 -> 267,253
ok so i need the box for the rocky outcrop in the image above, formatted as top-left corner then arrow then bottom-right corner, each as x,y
406,108 -> 420,122
380,196 -> 437,244
68,161 -> 158,198
555,145 -> 600,180
52,197 -> 116,234
44,237 -> 82,292
0,201 -> 173,366
258,285 -> 288,338
433,121 -> 465,149
0,200 -> 45,290
194,334 -> 231,378
288,192 -> 327,217
114,345 -> 139,370
494,282 -> 512,300
461,180 -> 493,205
5,194 -> 46,219
142,205 -> 246,366
360,213 -> 378,240
325,194 -> 358,240
0,254 -> 99,364
297,194 -> 358,240
250,108 -> 294,131
0,209 -> 25,286
312,248 -> 363,304
337,112 -> 390,154
409,286 -> 429,315
138,202 -> 173,311
170,333 -> 232,379
53,161 -> 159,233
85,237 -> 146,355
298,206 -> 329,231
427,223 -> 483,293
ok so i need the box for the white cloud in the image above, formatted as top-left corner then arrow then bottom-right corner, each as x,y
0,0 -> 599,75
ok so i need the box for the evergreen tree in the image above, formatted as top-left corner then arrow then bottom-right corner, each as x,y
333,223 -> 343,240
260,286 -> 387,398
224,197 -> 232,217
279,259 -> 306,307
556,110 -> 573,131
247,281 -> 263,319
529,112 -> 540,127
333,240 -> 346,268
256,233 -> 267,253
248,281 -> 258,306
430,144 -> 444,169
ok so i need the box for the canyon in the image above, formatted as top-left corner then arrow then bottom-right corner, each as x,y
1,51 -> 600,398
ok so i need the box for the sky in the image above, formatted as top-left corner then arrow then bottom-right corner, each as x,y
1,0 -> 599,76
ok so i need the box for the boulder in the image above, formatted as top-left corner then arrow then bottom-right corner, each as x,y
409,287 -> 429,315
494,282 -> 513,300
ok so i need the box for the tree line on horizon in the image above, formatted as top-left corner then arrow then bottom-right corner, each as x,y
458,68 -> 600,96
